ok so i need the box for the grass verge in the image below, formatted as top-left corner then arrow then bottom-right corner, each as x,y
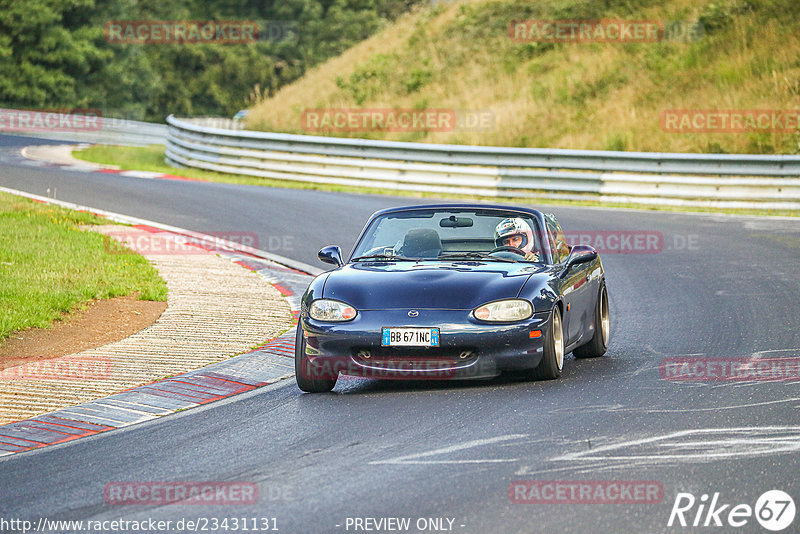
0,192 -> 168,341
75,144 -> 799,218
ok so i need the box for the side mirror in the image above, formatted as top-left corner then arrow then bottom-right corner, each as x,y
559,245 -> 597,277
318,245 -> 344,267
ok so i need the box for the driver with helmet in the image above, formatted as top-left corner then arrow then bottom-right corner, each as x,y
494,217 -> 541,261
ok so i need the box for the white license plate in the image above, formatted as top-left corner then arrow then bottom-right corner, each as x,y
382,327 -> 440,347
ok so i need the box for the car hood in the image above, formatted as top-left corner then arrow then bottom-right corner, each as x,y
322,261 -> 543,310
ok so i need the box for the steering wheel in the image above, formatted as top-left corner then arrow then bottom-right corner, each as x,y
489,245 -> 527,257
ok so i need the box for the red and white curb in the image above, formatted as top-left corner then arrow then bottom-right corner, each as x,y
0,187 -> 316,457
95,168 -> 203,182
18,144 -> 199,182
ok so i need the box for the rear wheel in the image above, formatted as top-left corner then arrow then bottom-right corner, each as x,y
529,306 -> 564,380
573,284 -> 609,358
295,326 -> 337,393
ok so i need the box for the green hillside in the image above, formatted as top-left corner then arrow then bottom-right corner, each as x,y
246,0 -> 800,154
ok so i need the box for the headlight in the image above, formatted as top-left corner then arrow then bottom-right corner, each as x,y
473,299 -> 532,322
309,299 -> 357,322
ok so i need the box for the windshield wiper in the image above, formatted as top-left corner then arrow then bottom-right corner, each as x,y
351,254 -> 413,262
437,252 -> 517,263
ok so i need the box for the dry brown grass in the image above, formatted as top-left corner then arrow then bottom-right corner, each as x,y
246,0 -> 800,154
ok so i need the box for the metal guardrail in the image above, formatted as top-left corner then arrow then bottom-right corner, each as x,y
166,115 -> 800,210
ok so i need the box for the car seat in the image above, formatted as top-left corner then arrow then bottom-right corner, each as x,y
400,228 -> 442,258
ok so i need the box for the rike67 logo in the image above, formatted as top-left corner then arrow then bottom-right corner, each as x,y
668,490 -> 795,531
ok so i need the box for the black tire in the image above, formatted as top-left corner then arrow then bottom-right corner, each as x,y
295,326 -> 337,393
573,283 -> 609,359
529,306 -> 564,380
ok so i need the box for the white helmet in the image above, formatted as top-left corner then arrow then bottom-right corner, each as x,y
494,217 -> 534,253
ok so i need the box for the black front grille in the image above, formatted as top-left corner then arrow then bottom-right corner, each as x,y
351,346 -> 478,365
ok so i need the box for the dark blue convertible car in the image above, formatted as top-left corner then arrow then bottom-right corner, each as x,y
295,204 -> 610,392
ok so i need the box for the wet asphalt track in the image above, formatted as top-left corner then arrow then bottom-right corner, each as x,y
1,134 -> 799,533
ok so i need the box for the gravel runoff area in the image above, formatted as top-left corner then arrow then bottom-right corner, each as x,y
0,225 -> 295,425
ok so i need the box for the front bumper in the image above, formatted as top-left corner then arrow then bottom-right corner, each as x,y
299,308 -> 550,380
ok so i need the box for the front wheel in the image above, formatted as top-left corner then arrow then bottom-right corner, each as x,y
529,306 -> 564,380
573,284 -> 609,358
295,326 -> 337,393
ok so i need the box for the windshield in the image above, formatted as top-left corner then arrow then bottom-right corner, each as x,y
351,209 -> 543,261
